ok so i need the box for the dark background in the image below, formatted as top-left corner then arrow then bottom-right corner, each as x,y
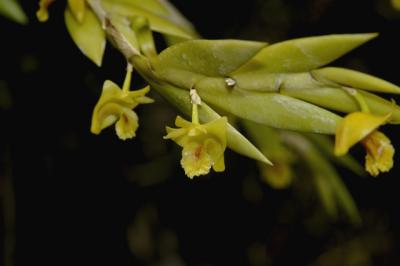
1,0 -> 400,265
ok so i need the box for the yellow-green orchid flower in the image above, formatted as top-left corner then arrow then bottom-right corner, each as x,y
90,67 -> 153,140
334,112 -> 394,176
164,116 -> 228,179
37,0 -> 86,22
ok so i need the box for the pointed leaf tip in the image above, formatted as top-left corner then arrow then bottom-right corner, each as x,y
0,0 -> 28,24
234,33 -> 379,73
65,8 -> 105,66
313,67 -> 400,94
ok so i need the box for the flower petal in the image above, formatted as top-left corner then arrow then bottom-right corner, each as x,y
334,112 -> 391,156
362,131 -> 394,176
203,117 -> 228,148
175,116 -> 192,127
115,108 -> 139,140
180,142 -> 212,178
204,138 -> 225,172
163,127 -> 188,144
91,103 -> 123,134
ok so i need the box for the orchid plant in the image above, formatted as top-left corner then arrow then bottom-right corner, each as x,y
2,0 -> 400,224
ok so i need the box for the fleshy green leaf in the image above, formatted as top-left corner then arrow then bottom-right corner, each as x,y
312,67 -> 400,94
242,120 -> 291,159
156,0 -> 199,37
281,79 -> 400,123
328,170 -> 362,225
101,0 -> 194,40
154,40 -> 267,89
151,82 -> 272,165
0,0 -> 27,24
65,7 -> 106,66
103,0 -> 169,16
130,16 -> 157,58
108,13 -> 139,52
282,132 -> 361,225
105,0 -> 199,36
314,174 -> 338,218
157,40 -> 266,77
242,120 -> 294,189
195,77 -> 342,134
305,133 -> 365,176
233,33 -> 378,73
230,70 -> 282,92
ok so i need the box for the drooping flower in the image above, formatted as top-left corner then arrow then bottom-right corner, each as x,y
90,80 -> 153,140
334,112 -> 394,176
164,116 -> 228,178
37,0 -> 86,22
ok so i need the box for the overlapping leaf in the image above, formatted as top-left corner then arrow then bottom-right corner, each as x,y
194,77 -> 341,134
233,33 -> 377,73
101,0 -> 195,40
282,132 -> 361,225
0,0 -> 27,24
65,7 -> 106,66
281,77 -> 400,123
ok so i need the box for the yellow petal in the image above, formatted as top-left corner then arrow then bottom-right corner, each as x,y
361,131 -> 394,176
334,112 -> 391,156
115,108 -> 139,140
203,117 -> 228,148
128,85 -> 151,98
181,142 -> 212,178
36,0 -> 54,22
175,116 -> 192,127
68,0 -> 86,23
204,138 -> 225,172
163,127 -> 188,143
91,103 -> 123,134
